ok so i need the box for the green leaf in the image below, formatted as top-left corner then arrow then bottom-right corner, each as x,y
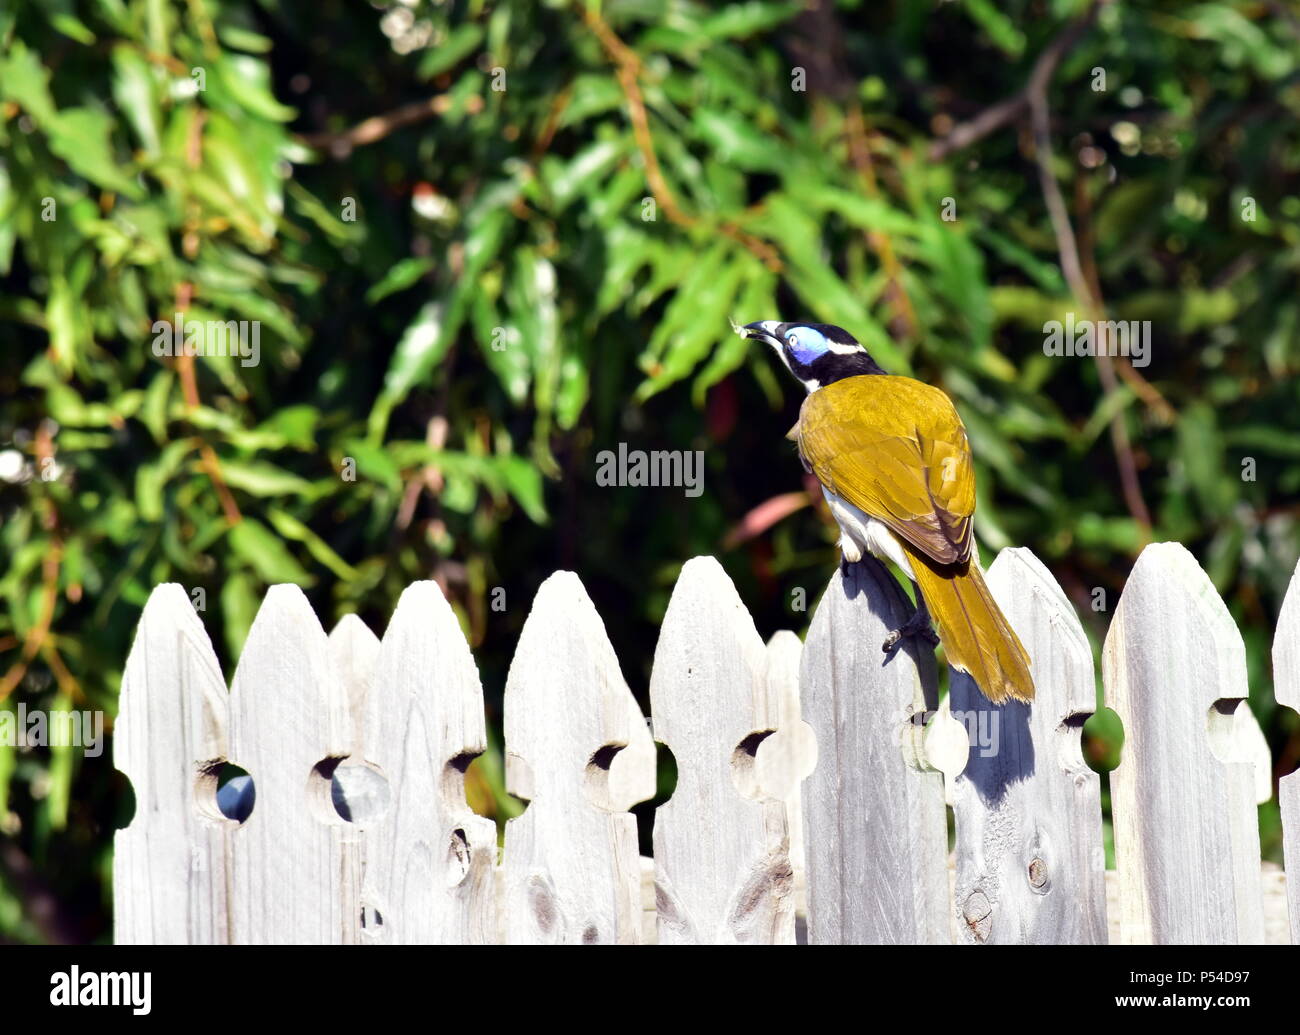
543,139 -> 623,210
255,405 -> 319,451
417,23 -> 484,79
1094,180 -> 1164,246
0,41 -> 58,126
135,440 -> 196,522
596,225 -> 657,316
693,109 -> 784,172
645,240 -> 731,359
365,257 -> 436,304
217,54 -> 297,121
266,509 -> 361,580
1177,401 -> 1233,517
342,441 -> 403,492
200,113 -> 283,240
473,291 -> 530,403
978,227 -> 1065,295
370,207 -> 508,438
801,185 -> 922,238
47,108 -> 144,199
50,12 -> 96,45
287,180 -> 361,242
497,455 -> 547,523
639,253 -> 748,401
1079,384 -> 1136,449
221,571 -> 260,659
560,74 -> 625,128
555,350 -> 589,430
0,702 -> 15,814
961,0 -> 1026,57
220,460 -> 317,498
1183,3 -> 1295,79
110,45 -> 161,154
378,300 -> 457,407
228,518 -> 313,584
697,2 -> 801,39
916,219 -> 992,351
217,24 -> 273,53
1224,426 -> 1300,458
46,692 -> 73,829
695,265 -> 777,403
506,251 -> 560,416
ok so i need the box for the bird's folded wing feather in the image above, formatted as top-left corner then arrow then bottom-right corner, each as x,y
797,375 -> 975,565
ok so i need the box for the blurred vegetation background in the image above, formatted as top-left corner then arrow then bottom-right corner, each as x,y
2,0 -> 1299,943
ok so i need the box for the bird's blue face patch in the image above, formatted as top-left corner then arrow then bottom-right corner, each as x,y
783,325 -> 831,365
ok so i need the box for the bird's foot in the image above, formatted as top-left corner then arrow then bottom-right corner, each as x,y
882,608 -> 939,653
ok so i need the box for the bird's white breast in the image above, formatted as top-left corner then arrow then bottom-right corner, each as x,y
821,487 -> 916,579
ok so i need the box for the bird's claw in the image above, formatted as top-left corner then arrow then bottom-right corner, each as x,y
881,611 -> 939,653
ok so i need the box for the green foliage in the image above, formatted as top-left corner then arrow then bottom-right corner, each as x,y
1,0 -> 1299,941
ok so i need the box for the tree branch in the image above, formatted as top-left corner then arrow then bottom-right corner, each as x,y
0,424 -> 63,701
580,6 -> 783,272
301,94 -> 485,157
930,0 -> 1107,161
1028,61 -> 1152,535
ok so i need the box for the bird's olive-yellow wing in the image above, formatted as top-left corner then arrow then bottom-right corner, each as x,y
797,375 -> 976,565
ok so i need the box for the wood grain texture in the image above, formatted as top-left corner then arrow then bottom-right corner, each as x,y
503,572 -> 655,943
1103,542 -> 1264,944
650,556 -> 794,944
799,558 -> 949,944
227,585 -> 352,943
949,548 -> 1107,944
758,630 -> 816,921
1274,558 -> 1300,945
357,583 -> 497,943
1234,702 -> 1273,806
328,614 -> 380,945
114,584 -> 230,944
330,615 -> 379,745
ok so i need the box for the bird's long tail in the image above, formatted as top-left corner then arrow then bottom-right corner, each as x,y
901,542 -> 1034,704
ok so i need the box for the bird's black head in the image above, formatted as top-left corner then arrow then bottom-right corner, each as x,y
740,321 -> 885,392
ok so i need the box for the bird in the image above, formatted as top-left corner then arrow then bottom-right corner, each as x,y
741,319 -> 1033,705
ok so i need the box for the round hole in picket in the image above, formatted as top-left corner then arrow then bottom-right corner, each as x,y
330,760 -> 391,825
204,763 -> 255,824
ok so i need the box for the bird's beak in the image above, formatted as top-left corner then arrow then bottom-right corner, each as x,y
741,320 -> 784,349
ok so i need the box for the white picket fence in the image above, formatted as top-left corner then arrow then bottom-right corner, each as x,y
113,543 -> 1300,944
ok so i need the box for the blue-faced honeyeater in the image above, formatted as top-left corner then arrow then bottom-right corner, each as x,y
743,320 -> 1034,705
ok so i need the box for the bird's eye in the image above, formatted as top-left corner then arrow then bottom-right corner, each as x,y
786,332 -> 800,348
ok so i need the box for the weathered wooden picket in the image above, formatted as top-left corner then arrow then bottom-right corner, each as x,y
114,543 -> 1300,944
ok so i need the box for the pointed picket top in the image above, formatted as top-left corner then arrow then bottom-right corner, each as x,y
756,630 -> 816,921
328,615 -> 392,828
326,614 -> 381,945
949,548 -> 1107,944
650,556 -> 794,945
330,614 -> 380,745
1274,558 -> 1300,945
356,582 -> 496,944
1103,542 -> 1263,944
800,558 -> 949,944
227,584 -> 352,944
114,584 -> 230,944
502,571 -> 654,944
